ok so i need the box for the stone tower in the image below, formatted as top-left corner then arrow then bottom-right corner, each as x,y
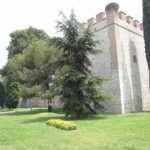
81,3 -> 150,113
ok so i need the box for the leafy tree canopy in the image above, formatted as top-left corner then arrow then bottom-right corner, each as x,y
7,27 -> 50,57
2,39 -> 61,89
2,27 -> 61,108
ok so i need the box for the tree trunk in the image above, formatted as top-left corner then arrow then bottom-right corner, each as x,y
143,0 -> 150,70
29,99 -> 32,112
48,99 -> 52,112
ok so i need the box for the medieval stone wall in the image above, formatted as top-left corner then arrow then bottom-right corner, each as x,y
115,19 -> 143,113
91,23 -> 122,113
81,2 -> 150,113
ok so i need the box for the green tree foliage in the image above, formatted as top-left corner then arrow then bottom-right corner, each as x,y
0,81 -> 6,108
19,85 -> 42,100
19,85 -> 42,111
2,27 -> 60,109
2,40 -> 60,90
21,40 -> 61,89
5,81 -> 20,109
1,54 -> 24,83
7,27 -> 50,57
143,0 -> 150,69
53,11 -> 105,118
2,34 -> 61,109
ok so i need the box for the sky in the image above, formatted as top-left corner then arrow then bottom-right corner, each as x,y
0,0 -> 142,69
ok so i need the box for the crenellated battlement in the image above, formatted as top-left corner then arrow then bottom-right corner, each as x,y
81,3 -> 143,32
82,3 -> 150,114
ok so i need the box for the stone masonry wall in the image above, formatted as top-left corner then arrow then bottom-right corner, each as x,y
87,14 -> 122,113
81,2 -> 150,113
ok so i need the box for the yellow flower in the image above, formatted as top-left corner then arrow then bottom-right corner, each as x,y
46,119 -> 77,130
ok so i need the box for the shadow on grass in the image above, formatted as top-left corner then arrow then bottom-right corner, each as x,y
21,114 -> 107,124
52,108 -> 64,114
0,108 -> 108,124
0,108 -> 48,116
22,116 -> 65,124
0,109 -> 13,112
0,108 -> 66,117
124,146 -> 141,150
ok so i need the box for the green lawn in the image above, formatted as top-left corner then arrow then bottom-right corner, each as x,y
0,109 -> 150,150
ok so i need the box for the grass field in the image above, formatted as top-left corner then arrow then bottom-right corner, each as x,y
0,108 -> 150,150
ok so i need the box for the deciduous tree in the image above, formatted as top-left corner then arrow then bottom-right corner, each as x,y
7,27 -> 50,57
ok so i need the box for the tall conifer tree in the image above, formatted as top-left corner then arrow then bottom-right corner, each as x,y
54,11 -> 105,118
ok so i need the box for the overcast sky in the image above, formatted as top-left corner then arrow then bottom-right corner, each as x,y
0,0 -> 142,69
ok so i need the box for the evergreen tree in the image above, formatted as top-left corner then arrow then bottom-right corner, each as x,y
5,81 -> 19,109
54,11 -> 105,118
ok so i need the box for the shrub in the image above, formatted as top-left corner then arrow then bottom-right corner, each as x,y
5,81 -> 19,109
46,119 -> 77,130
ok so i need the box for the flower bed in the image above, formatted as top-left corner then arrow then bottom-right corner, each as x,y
46,119 -> 77,130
